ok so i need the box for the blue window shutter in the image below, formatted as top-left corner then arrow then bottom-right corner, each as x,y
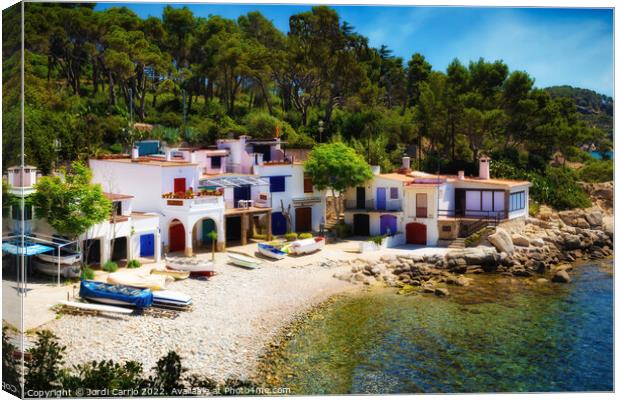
270,176 -> 285,193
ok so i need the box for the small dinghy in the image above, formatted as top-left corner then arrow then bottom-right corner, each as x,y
79,280 -> 153,308
107,272 -> 171,290
57,300 -> 133,314
257,243 -> 287,260
153,290 -> 192,309
228,253 -> 261,269
166,257 -> 215,277
288,237 -> 326,255
37,251 -> 81,265
34,259 -> 81,278
151,268 -> 190,280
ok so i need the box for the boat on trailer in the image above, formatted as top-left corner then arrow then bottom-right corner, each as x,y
228,253 -> 261,269
257,243 -> 287,260
79,280 -> 153,308
288,237 -> 326,255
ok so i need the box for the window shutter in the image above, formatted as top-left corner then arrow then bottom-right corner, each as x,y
270,176 -> 286,193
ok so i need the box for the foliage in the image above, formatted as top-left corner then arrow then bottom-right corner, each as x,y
126,259 -> 141,269
305,143 -> 373,194
2,326 -> 22,396
102,261 -> 119,273
284,232 -> 298,242
81,267 -> 95,280
298,233 -> 313,239
368,235 -> 386,245
31,162 -> 112,239
578,160 -> 613,183
331,223 -> 352,239
528,201 -> 540,217
25,330 -> 66,391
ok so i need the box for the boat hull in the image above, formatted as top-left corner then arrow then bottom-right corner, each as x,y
289,237 -> 326,254
258,244 -> 286,260
34,259 -> 81,278
79,280 -> 153,308
228,253 -> 261,269
37,253 -> 81,265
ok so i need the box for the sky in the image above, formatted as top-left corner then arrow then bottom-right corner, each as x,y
95,3 -> 614,96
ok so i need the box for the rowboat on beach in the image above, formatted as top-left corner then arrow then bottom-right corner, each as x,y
228,253 -> 261,269
257,243 -> 287,260
152,290 -> 192,309
79,280 -> 153,308
151,268 -> 190,280
165,257 -> 215,277
107,272 -> 171,290
288,237 -> 326,255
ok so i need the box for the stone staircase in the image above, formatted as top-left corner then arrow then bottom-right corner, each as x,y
437,238 -> 466,249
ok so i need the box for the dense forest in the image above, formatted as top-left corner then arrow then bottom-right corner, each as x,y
2,3 -> 613,208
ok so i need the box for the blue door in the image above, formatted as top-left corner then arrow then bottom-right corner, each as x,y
380,215 -> 397,236
202,219 -> 216,244
272,212 -> 287,235
140,233 -> 155,257
376,188 -> 387,210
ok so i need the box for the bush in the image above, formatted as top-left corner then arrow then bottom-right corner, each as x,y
332,223 -> 352,239
284,232 -> 298,242
528,201 -> 540,217
368,235 -> 385,245
102,261 -> 118,273
578,160 -> 613,183
80,267 -> 95,280
298,233 -> 313,239
126,259 -> 141,269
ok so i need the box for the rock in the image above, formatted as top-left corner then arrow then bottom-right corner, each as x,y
602,216 -> 614,238
487,228 -> 514,254
511,268 -> 533,277
531,238 -> 545,247
434,287 -> 449,297
563,234 -> 582,250
536,278 -> 548,284
446,247 -> 500,267
422,285 -> 435,293
554,264 -> 573,272
537,205 -> 554,220
511,234 -> 530,247
585,210 -> 603,227
551,270 -> 572,283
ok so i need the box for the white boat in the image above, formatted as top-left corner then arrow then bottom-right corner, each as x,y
37,252 -> 81,265
34,259 -> 81,278
151,268 -> 190,280
257,243 -> 287,260
166,257 -> 215,276
107,272 -> 171,290
56,300 -> 133,314
153,290 -> 192,307
228,253 -> 261,269
288,237 -> 326,255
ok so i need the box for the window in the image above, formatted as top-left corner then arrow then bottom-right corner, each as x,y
442,225 -> 452,232
211,156 -> 221,168
509,191 -> 526,211
390,187 -> 399,199
269,176 -> 286,193
416,193 -> 428,218
303,174 -> 313,193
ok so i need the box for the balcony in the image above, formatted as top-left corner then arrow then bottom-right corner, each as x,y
345,198 -> 402,212
161,193 -> 224,212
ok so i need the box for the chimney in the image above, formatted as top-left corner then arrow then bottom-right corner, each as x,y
479,156 -> 490,180
165,148 -> 172,161
371,165 -> 381,175
402,156 -> 411,170
190,151 -> 197,163
458,170 -> 465,180
131,146 -> 139,161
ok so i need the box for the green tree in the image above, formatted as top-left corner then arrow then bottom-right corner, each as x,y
304,143 -> 373,221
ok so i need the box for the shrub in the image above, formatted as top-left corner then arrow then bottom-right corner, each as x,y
80,267 -> 95,280
102,261 -> 118,273
368,235 -> 385,245
284,232 -> 298,242
126,260 -> 141,269
2,327 -> 21,395
25,330 -> 66,391
578,160 -> 613,183
332,223 -> 352,239
528,201 -> 540,217
298,233 -> 313,239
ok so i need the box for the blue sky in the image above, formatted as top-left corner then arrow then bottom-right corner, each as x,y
95,3 -> 614,96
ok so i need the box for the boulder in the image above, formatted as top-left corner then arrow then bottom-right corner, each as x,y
563,234 -> 582,250
602,216 -> 614,239
531,238 -> 545,247
487,228 -> 514,254
585,210 -> 603,227
511,234 -> 530,247
551,270 -> 571,283
446,247 -> 500,267
434,287 -> 449,297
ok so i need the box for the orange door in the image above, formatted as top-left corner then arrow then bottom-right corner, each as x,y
406,223 -> 427,245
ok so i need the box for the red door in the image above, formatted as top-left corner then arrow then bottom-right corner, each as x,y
406,222 -> 427,245
174,178 -> 186,194
169,222 -> 185,253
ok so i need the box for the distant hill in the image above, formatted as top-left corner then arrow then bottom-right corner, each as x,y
545,85 -> 613,138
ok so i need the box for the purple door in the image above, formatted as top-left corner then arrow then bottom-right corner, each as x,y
380,214 -> 397,236
376,188 -> 386,210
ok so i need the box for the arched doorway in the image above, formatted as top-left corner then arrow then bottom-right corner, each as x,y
193,218 -> 217,251
271,212 -> 287,236
380,215 -> 397,236
169,219 -> 185,253
353,214 -> 370,236
406,222 -> 427,245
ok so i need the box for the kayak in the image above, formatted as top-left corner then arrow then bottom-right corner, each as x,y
228,253 -> 261,269
79,280 -> 153,308
57,300 -> 133,314
258,243 -> 287,260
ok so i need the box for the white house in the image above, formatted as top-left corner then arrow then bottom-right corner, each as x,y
344,156 -> 531,246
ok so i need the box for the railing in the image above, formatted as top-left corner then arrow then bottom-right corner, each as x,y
344,199 -> 403,212
437,209 -> 506,238
162,195 -> 224,211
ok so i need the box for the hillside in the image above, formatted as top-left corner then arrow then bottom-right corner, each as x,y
545,85 -> 613,138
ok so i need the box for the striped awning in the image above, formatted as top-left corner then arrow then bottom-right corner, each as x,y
2,242 -> 54,256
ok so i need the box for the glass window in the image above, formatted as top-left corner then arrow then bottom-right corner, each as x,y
390,187 -> 399,199
416,193 -> 427,218
269,176 -> 286,193
211,156 -> 221,168
509,191 -> 525,211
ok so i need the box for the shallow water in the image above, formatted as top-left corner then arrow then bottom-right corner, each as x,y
268,261 -> 613,394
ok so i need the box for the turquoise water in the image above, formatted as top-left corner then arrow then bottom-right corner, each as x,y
590,151 -> 613,160
268,262 -> 613,394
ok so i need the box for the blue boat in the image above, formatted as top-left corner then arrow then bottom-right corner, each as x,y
79,280 -> 153,308
258,243 -> 287,260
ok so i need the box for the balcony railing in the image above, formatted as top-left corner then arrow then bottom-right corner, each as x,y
345,198 -> 402,212
162,195 -> 224,211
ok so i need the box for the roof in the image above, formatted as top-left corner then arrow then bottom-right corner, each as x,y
103,192 -> 134,201
92,156 -> 198,167
378,173 -> 416,183
405,170 -> 530,188
8,165 -> 37,170
200,175 -> 270,188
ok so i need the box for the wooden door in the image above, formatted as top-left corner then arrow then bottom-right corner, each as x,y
356,187 -> 366,209
353,214 -> 370,236
174,178 -> 186,194
295,207 -> 312,233
406,222 -> 427,245
169,222 -> 185,253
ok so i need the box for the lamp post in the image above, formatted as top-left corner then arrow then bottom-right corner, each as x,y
318,120 -> 324,143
